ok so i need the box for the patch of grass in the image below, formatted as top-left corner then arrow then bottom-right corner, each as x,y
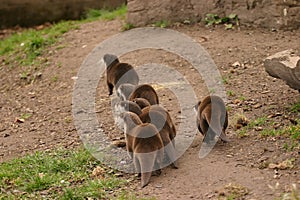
0,5 -> 127,68
237,128 -> 249,138
290,101 -> 300,113
248,117 -> 268,129
84,4 -> 127,21
51,75 -> 58,82
20,113 -> 32,120
238,95 -> 246,101
205,13 -> 239,29
236,116 -> 267,138
116,193 -> 157,200
0,147 -> 130,199
0,21 -> 79,67
153,20 -> 169,28
222,77 -> 228,84
122,23 -> 135,31
227,90 -> 235,97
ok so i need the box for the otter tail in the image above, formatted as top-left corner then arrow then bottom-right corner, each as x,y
203,109 -> 229,143
134,152 -> 156,188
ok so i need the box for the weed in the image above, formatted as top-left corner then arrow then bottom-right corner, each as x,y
227,90 -> 235,97
20,113 -> 32,120
222,77 -> 228,84
51,75 -> 58,82
237,128 -> 249,138
205,13 -> 239,29
239,95 -> 246,101
122,23 -> 135,31
20,71 -> 29,79
84,4 -> 127,21
290,101 -> 300,113
209,88 -> 216,94
247,117 -> 268,129
154,20 -> 169,28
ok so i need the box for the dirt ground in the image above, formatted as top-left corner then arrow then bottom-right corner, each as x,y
0,19 -> 299,199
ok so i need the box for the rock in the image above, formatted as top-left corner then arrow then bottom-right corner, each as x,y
112,140 -> 126,147
232,61 -> 241,68
264,49 -> 300,91
127,0 -> 300,29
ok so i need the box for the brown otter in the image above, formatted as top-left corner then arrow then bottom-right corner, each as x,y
128,84 -> 159,105
118,112 -> 164,188
114,100 -> 142,116
194,95 -> 229,144
139,106 -> 178,168
132,98 -> 151,109
103,54 -> 139,95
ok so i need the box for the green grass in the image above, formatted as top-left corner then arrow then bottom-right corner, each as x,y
248,117 -> 268,129
226,90 -> 235,97
0,5 -> 127,68
122,23 -> 135,31
0,147 -> 130,199
236,113 -> 300,150
290,101 -> 300,113
84,4 -> 127,21
0,21 -> 80,65
153,20 -> 169,28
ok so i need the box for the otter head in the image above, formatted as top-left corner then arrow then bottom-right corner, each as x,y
118,112 -> 142,134
103,54 -> 119,69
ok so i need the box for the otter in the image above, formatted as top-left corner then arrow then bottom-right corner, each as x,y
194,95 -> 229,144
128,84 -> 159,105
114,100 -> 142,116
139,106 -> 178,168
103,54 -> 139,95
118,112 -> 164,188
132,98 -> 151,109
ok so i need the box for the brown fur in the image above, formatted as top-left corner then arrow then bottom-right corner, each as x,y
128,84 -> 159,105
132,98 -> 151,109
120,112 -> 164,188
114,100 -> 142,116
104,54 -> 139,95
139,106 -> 177,168
194,95 -> 229,144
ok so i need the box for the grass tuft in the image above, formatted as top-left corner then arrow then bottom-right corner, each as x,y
84,4 -> 127,21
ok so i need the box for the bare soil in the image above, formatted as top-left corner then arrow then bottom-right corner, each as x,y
0,19 -> 299,199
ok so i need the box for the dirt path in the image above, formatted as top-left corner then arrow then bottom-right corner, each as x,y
0,19 -> 299,199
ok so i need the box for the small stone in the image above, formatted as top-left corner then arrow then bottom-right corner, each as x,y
233,99 -> 242,105
252,103 -> 262,109
232,61 -> 241,68
267,113 -> 282,118
255,127 -> 263,131
112,140 -> 126,147
3,133 -> 10,138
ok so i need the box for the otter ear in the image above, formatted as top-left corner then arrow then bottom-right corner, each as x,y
194,101 -> 201,110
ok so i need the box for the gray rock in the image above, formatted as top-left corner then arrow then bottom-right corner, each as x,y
264,49 -> 300,91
